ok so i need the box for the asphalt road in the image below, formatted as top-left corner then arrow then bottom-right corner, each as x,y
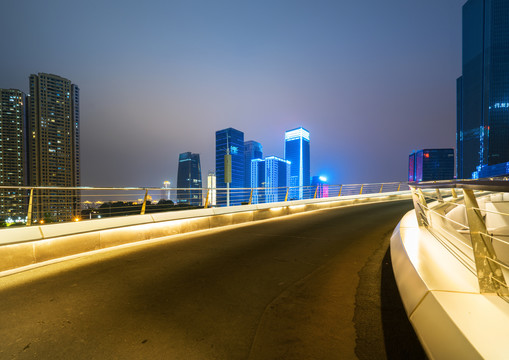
0,200 -> 424,360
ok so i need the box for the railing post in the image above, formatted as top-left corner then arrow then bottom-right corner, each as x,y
248,189 -> 253,205
204,189 -> 210,208
359,184 -> 364,195
435,188 -> 443,203
313,187 -> 318,199
26,188 -> 34,226
451,188 -> 458,199
397,183 -> 401,191
338,185 -> 342,197
140,189 -> 148,215
379,184 -> 384,193
411,187 -> 429,227
463,189 -> 508,294
285,187 -> 289,202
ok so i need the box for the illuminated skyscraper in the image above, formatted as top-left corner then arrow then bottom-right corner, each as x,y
0,89 -> 27,219
251,156 -> 290,204
28,73 -> 80,221
251,159 -> 265,204
457,0 -> 509,178
176,152 -> 202,206
284,127 -> 310,200
244,140 -> 263,188
409,149 -> 455,182
215,128 -> 244,206
264,156 -> 290,203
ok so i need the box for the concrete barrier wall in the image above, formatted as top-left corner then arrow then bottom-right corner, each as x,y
0,191 -> 410,273
391,209 -> 509,359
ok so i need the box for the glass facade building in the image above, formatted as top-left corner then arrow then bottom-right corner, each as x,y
251,159 -> 266,204
409,149 -> 455,182
0,89 -> 27,219
457,0 -> 509,179
408,152 -> 416,182
176,152 -> 202,206
244,140 -> 263,188
250,156 -> 290,204
215,128 -> 244,206
28,73 -> 80,222
284,127 -> 310,200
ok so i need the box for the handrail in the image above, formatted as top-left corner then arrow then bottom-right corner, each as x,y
410,178 -> 509,191
408,180 -> 509,296
0,182 -> 408,227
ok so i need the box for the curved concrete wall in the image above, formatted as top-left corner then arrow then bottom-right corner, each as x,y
0,191 -> 409,273
391,210 -> 509,359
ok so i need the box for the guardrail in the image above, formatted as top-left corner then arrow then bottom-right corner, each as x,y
0,182 -> 405,227
391,179 -> 509,359
409,179 -> 509,297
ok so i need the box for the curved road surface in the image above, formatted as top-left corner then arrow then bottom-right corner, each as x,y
0,200 -> 423,359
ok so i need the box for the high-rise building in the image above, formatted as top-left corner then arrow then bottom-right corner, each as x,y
284,127 -> 310,200
244,140 -> 263,188
409,149 -> 455,182
207,171 -> 216,206
264,156 -> 290,203
251,158 -> 266,204
0,89 -> 27,219
28,73 -> 80,222
176,152 -> 202,206
215,128 -> 244,206
250,156 -> 290,204
457,0 -> 509,179
408,152 -> 416,182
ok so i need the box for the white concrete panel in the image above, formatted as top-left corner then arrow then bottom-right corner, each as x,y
212,205 -> 256,215
0,242 -> 36,271
391,211 -> 479,315
445,205 -> 467,230
424,291 -> 509,360
39,215 -> 154,239
151,209 -> 214,222
0,226 -> 43,245
410,292 -> 482,360
485,202 -> 509,229
390,224 -> 428,315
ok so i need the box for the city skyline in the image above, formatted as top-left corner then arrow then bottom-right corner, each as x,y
0,1 -> 464,187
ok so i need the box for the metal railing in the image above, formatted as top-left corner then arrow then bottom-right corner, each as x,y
410,179 -> 509,297
0,181 -> 406,228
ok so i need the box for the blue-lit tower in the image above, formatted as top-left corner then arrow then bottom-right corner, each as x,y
244,140 -> 263,188
457,0 -> 509,179
265,156 -> 290,203
216,128 -> 244,206
284,127 -> 310,200
251,158 -> 265,204
250,156 -> 290,204
176,152 -> 202,206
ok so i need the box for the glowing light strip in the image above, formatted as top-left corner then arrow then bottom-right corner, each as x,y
285,128 -> 310,141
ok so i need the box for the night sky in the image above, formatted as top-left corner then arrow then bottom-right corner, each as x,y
1,0 -> 465,187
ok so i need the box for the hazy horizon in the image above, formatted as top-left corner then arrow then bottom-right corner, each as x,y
0,0 -> 465,187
